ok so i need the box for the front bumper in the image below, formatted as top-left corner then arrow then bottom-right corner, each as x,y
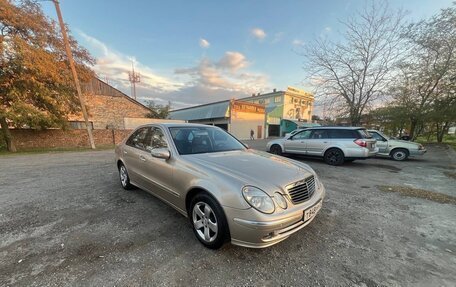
224,184 -> 325,248
410,149 -> 427,156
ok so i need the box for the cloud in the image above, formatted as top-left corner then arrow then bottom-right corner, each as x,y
78,31 -> 270,110
175,52 -> 268,94
217,51 -> 248,72
271,32 -> 284,44
79,31 -> 182,93
251,28 -> 266,40
319,26 -> 332,37
292,39 -> 305,47
199,38 -> 210,48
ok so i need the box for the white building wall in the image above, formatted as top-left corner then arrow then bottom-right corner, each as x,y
229,111 -> 265,140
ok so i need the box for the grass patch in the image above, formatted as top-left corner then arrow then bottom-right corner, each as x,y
378,185 -> 456,205
0,144 -> 115,156
416,134 -> 456,151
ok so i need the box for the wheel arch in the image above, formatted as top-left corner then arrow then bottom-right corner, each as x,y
185,186 -> 231,239
389,147 -> 409,156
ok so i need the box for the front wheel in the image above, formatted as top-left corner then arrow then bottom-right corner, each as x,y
118,163 -> 134,190
190,193 -> 229,249
324,148 -> 345,165
390,149 -> 409,161
270,144 -> 283,155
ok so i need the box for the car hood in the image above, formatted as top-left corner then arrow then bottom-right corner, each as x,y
388,139 -> 420,147
183,149 -> 314,194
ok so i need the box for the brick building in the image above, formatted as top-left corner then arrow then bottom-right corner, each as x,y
68,77 -> 151,129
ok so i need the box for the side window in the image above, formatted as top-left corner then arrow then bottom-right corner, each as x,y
292,130 -> 312,140
370,132 -> 385,141
150,127 -> 168,150
329,129 -> 357,139
126,127 -> 149,150
310,130 -> 329,139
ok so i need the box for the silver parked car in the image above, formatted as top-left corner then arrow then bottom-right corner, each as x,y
115,123 -> 325,249
267,127 -> 378,165
368,130 -> 427,161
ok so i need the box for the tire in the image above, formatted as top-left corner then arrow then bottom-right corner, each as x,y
390,148 -> 409,161
270,144 -> 283,155
118,163 -> 134,190
324,148 -> 345,166
189,192 -> 229,249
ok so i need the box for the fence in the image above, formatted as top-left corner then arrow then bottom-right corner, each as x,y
10,129 -> 133,151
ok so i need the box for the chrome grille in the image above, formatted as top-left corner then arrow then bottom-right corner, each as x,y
286,176 -> 315,204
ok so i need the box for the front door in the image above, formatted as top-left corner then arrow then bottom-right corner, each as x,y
283,129 -> 312,154
257,125 -> 262,139
141,126 -> 176,203
123,127 -> 150,186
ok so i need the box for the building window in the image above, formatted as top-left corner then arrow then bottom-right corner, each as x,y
265,98 -> 270,104
274,96 -> 281,103
289,97 -> 294,104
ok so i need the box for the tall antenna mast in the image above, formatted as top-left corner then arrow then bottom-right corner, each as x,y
128,61 -> 140,100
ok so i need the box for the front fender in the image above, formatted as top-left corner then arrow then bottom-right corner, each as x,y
186,178 -> 251,210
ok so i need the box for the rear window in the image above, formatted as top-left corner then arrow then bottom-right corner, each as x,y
356,129 -> 373,139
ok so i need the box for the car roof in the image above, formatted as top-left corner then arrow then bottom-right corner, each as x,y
304,126 -> 366,130
136,122 -> 217,129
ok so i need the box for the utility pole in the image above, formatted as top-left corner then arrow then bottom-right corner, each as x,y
53,0 -> 96,149
128,61 -> 141,100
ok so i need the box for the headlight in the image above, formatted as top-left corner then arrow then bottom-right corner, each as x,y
418,144 -> 424,150
242,186 -> 275,214
274,193 -> 288,209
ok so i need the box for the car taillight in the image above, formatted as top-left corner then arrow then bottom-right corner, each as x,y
354,139 -> 367,148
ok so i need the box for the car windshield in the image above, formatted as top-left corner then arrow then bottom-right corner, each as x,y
169,126 -> 246,155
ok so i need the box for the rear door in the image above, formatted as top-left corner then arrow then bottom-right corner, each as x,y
306,129 -> 331,156
283,129 -> 312,154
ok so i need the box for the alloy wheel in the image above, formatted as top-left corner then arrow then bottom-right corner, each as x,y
392,150 -> 407,161
192,202 -> 218,243
327,150 -> 341,164
120,165 -> 128,187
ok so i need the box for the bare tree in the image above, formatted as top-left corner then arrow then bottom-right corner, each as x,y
304,2 -> 405,125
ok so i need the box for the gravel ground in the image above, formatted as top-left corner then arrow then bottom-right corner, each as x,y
0,143 -> 455,286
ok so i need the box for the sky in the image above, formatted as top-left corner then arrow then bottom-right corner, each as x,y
40,0 -> 454,111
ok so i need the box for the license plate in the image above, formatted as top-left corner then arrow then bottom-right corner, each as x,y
304,201 -> 322,222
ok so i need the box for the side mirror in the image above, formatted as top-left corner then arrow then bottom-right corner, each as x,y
151,148 -> 170,159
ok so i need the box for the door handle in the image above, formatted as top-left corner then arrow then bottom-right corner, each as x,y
123,150 -> 128,154
139,155 -> 146,162
323,141 -> 328,143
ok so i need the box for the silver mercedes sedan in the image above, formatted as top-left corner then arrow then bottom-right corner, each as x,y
115,123 -> 325,249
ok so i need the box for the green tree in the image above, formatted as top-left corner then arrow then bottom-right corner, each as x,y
0,0 -> 94,151
369,105 -> 409,136
391,4 -> 456,140
145,101 -> 171,119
